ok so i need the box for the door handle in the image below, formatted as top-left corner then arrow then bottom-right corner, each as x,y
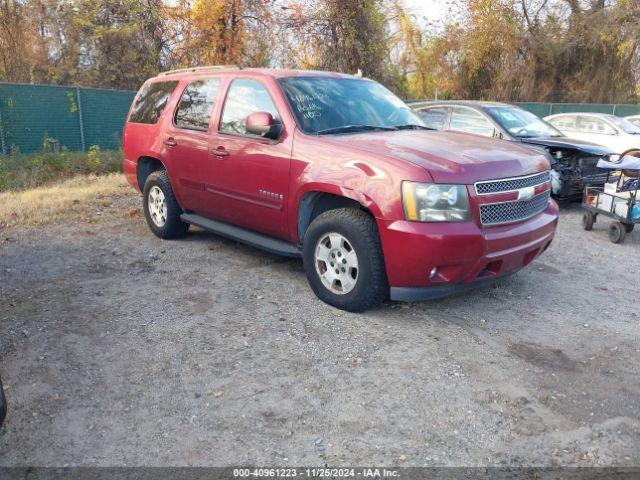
211,146 -> 230,157
163,137 -> 177,147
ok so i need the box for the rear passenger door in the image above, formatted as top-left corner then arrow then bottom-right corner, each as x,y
162,78 -> 221,215
206,78 -> 291,240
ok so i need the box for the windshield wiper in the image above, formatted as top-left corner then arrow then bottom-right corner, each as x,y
316,124 -> 397,135
394,124 -> 436,131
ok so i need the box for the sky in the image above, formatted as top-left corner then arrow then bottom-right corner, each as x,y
403,0 -> 457,28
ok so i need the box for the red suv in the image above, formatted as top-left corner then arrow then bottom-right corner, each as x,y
123,67 -> 558,312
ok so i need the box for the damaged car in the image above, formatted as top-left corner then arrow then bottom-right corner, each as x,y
410,101 -> 614,200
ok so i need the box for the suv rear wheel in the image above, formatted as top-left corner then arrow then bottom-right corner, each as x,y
143,170 -> 189,239
303,208 -> 388,312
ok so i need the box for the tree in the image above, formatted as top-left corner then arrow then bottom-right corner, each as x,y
68,0 -> 168,89
0,0 -> 36,82
168,0 -> 274,69
0,0 -> 637,102
403,0 -> 640,102
283,0 -> 393,84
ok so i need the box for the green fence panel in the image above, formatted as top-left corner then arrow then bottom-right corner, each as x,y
0,83 -> 83,154
612,104 -> 640,117
0,82 -> 135,154
550,103 -> 615,114
514,103 -> 553,117
515,102 -> 640,118
80,87 -> 136,151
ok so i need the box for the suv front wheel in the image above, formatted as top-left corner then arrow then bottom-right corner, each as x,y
142,170 -> 189,239
303,208 -> 388,312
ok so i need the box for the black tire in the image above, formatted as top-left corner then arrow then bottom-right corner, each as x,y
142,170 -> 189,239
582,211 -> 595,231
608,222 -> 626,244
625,223 -> 635,234
302,208 -> 388,312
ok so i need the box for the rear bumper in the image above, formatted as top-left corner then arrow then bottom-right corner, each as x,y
378,201 -> 558,298
123,158 -> 139,191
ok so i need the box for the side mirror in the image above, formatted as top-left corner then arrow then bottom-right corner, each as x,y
246,112 -> 280,139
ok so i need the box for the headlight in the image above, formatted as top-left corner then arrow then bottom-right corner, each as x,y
402,181 -> 470,222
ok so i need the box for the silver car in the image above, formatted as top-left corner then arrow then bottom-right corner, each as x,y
545,112 -> 640,154
625,115 -> 640,128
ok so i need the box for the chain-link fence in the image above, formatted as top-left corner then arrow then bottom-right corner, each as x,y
0,82 -> 136,154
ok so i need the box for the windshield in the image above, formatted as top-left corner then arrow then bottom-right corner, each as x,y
626,117 -> 640,128
278,77 -> 424,134
486,107 -> 563,138
603,115 -> 640,134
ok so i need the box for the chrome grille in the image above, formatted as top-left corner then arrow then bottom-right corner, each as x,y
475,172 -> 550,195
479,191 -> 550,226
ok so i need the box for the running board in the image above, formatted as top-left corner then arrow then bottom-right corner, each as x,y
180,213 -> 302,258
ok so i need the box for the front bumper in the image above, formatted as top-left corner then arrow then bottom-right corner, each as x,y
390,273 -> 513,301
378,201 -> 558,300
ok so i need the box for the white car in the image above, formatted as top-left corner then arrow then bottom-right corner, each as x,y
544,112 -> 640,154
625,115 -> 640,128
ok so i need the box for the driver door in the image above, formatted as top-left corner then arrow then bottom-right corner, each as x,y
206,78 -> 292,240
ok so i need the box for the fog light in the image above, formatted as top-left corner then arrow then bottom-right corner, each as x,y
429,267 -> 438,279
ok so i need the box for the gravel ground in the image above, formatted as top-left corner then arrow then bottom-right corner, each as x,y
0,190 -> 639,467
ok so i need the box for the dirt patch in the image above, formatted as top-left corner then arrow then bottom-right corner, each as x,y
0,173 -> 128,228
508,343 -> 579,371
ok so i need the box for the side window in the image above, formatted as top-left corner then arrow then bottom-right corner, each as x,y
579,116 -> 616,135
128,81 -> 178,124
417,107 -> 448,130
220,79 -> 280,137
174,79 -> 220,131
449,107 -> 495,137
548,115 -> 577,132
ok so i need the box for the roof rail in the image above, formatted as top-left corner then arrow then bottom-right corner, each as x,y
159,65 -> 241,76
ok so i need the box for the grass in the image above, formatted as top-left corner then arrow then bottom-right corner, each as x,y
0,148 -> 123,192
0,173 -> 133,228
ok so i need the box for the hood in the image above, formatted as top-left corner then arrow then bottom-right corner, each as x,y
322,130 -> 549,184
520,136 -> 611,155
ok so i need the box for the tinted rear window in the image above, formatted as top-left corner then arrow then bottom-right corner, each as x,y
128,81 -> 178,124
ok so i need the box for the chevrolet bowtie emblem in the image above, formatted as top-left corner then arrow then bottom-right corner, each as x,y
517,186 -> 535,201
